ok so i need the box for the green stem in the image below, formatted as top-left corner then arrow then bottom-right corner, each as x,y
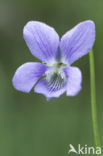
89,49 -> 100,153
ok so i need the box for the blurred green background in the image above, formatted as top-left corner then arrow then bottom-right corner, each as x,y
0,0 -> 103,155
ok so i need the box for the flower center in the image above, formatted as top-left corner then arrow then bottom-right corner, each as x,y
57,62 -> 63,68
45,63 -> 66,91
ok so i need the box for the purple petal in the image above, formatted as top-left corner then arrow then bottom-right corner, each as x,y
23,21 -> 59,63
63,66 -> 82,96
60,20 -> 95,64
12,62 -> 47,93
34,78 -> 66,99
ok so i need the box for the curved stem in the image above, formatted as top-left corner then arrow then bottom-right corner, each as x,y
89,49 -> 100,153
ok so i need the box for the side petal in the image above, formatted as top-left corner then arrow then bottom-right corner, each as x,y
34,78 -> 66,99
60,20 -> 95,64
12,62 -> 47,93
23,21 -> 59,63
63,66 -> 82,96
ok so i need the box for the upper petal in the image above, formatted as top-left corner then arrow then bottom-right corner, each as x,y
12,62 -> 47,93
63,66 -> 82,96
60,20 -> 95,64
34,78 -> 66,99
23,21 -> 59,63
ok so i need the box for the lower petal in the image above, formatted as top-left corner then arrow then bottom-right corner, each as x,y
34,78 -> 66,99
63,66 -> 82,96
12,62 -> 47,93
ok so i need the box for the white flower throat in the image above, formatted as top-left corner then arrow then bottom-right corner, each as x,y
45,63 -> 67,91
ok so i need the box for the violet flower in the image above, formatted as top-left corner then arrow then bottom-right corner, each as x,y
12,20 -> 95,99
